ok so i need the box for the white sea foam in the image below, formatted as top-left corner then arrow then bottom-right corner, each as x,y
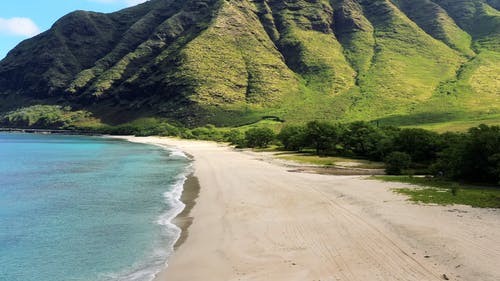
156,144 -> 189,160
106,146 -> 193,281
167,149 -> 188,159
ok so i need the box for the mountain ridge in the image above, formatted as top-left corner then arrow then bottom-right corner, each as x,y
0,0 -> 498,128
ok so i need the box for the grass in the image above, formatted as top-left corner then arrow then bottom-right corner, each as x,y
405,115 -> 500,132
181,0 -> 299,107
0,105 -> 94,129
333,0 -> 375,74
278,153 -> 385,169
396,0 -> 475,56
1,0 -> 499,131
378,111 -> 500,132
279,26 -> 356,94
373,176 -> 500,208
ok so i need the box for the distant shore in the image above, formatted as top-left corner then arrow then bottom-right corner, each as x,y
117,136 -> 500,281
0,127 -> 101,135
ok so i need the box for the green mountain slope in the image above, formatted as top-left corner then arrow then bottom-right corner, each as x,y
0,0 -> 498,128
393,0 -> 475,56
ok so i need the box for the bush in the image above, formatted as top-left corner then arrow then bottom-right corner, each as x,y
189,125 -> 224,141
459,124 -> 500,184
393,128 -> 441,163
451,183 -> 460,196
384,152 -> 412,175
0,105 -> 91,129
245,127 -> 276,148
278,125 -> 307,151
304,121 -> 342,155
342,121 -> 384,158
224,129 -> 246,147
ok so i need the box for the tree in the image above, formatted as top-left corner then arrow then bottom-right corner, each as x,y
393,128 -> 440,163
366,126 -> 401,161
341,121 -> 383,158
384,152 -> 412,175
224,129 -> 245,147
460,124 -> 500,184
429,132 -> 464,179
278,125 -> 307,151
304,121 -> 341,155
245,127 -> 276,148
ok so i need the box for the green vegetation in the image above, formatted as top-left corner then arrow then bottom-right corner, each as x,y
395,0 -> 475,56
432,124 -> 500,184
278,125 -> 307,151
2,101 -> 498,186
275,121 -> 500,185
374,176 -> 500,208
432,0 -> 500,52
0,0 -> 498,129
278,154 -> 336,166
0,105 -> 93,129
2,102 -> 498,188
278,153 -> 385,169
245,127 -> 276,148
384,152 -> 412,175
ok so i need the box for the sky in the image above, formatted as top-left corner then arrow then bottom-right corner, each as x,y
0,0 -> 149,59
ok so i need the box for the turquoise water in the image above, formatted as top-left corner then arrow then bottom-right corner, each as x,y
0,133 -> 190,281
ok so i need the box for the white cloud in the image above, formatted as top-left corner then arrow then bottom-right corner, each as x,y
0,17 -> 40,37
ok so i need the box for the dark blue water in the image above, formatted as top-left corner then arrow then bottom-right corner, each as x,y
0,133 -> 190,281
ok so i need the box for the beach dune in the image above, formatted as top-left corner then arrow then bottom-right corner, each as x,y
121,136 -> 500,281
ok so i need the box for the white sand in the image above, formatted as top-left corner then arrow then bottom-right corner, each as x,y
118,136 -> 500,281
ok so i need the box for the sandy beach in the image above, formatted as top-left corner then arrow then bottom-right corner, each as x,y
119,136 -> 500,281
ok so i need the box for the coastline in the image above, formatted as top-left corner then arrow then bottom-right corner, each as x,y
172,175 -> 200,250
0,127 -> 101,135
118,136 -> 500,281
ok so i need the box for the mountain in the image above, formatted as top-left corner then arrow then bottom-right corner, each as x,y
0,0 -> 498,128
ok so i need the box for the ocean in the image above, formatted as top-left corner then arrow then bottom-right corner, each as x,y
0,133 -> 191,281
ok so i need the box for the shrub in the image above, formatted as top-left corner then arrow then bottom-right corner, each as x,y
278,125 -> 307,151
393,128 -> 440,163
384,152 -> 412,175
341,121 -> 384,158
224,129 -> 246,147
245,127 -> 276,148
451,183 -> 460,196
0,105 -> 91,129
304,121 -> 341,155
459,124 -> 500,184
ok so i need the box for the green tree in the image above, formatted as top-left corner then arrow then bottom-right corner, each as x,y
393,128 -> 440,163
384,152 -> 412,175
190,125 -> 224,141
224,129 -> 246,147
429,132 -> 464,179
460,124 -> 500,184
278,125 -> 307,151
304,121 -> 341,155
245,127 -> 276,148
341,121 -> 384,158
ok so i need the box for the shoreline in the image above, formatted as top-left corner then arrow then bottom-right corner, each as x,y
172,175 -> 200,250
0,127 -> 102,135
109,136 -> 203,281
118,136 -> 500,281
151,175 -> 200,281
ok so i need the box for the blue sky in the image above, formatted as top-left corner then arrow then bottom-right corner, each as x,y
0,0 -> 149,59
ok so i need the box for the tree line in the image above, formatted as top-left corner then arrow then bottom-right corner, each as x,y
239,121 -> 500,185
3,106 -> 498,185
